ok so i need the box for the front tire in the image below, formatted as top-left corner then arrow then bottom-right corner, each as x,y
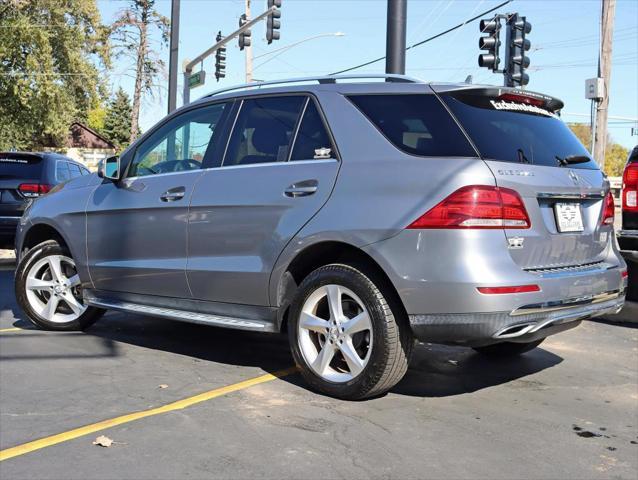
472,339 -> 544,357
288,264 -> 413,400
15,240 -> 104,331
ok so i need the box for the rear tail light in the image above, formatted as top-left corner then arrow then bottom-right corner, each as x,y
477,285 -> 540,294
18,183 -> 52,198
622,163 -> 638,212
602,190 -> 615,226
621,269 -> 628,279
407,185 -> 531,229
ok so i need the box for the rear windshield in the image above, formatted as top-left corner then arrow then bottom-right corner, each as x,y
441,92 -> 598,169
0,155 -> 44,180
348,94 -> 476,157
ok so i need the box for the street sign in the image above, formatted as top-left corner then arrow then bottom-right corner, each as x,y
188,70 -> 206,89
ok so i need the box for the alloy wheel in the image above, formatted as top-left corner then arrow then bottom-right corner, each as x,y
24,254 -> 87,323
297,284 -> 373,383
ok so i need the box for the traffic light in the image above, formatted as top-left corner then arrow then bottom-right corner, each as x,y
506,14 -> 532,87
266,0 -> 281,44
215,31 -> 226,81
238,13 -> 251,50
478,15 -> 501,72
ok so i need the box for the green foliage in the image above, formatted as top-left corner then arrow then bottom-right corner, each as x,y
0,0 -> 109,150
87,105 -> 107,133
103,88 -> 133,148
567,123 -> 628,177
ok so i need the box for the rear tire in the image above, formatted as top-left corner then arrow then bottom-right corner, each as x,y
288,264 -> 413,400
15,240 -> 104,331
472,339 -> 544,357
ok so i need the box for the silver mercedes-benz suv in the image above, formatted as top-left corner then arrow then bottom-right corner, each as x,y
13,75 -> 627,399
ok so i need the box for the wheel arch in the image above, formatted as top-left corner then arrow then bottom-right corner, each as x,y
274,240 -> 408,333
21,222 -> 72,258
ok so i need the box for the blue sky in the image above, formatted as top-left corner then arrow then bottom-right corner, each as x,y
97,0 -> 638,149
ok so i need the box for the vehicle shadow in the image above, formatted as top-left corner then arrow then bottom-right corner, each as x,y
391,342 -> 563,398
84,312 -> 563,399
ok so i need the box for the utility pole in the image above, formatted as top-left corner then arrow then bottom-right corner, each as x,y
245,0 -> 253,83
167,0 -> 180,113
593,0 -> 616,168
385,0 -> 407,74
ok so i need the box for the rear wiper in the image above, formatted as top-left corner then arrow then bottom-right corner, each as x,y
555,155 -> 591,167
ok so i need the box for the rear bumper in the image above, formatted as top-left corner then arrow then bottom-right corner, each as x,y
409,291 -> 624,346
363,229 -> 627,346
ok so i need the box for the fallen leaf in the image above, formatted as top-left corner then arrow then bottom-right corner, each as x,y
158,384 -> 168,389
93,435 -> 113,447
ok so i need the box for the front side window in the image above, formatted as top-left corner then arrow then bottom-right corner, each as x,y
223,96 -> 306,167
348,94 -> 476,158
128,103 -> 227,177
290,100 -> 335,161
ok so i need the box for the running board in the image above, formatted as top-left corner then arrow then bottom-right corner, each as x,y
85,297 -> 274,332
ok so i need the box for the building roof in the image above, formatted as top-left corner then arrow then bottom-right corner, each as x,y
66,122 -> 116,149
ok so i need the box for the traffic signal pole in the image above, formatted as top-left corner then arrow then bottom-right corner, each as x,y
182,5 -> 276,106
167,0 -> 180,113
385,0 -> 407,74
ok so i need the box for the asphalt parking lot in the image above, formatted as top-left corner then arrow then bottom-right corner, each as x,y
1,254 -> 637,480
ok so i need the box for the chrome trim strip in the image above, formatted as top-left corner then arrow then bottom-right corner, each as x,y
511,290 -> 622,316
0,216 -> 21,220
537,192 -> 605,199
85,298 -> 273,332
618,229 -> 638,239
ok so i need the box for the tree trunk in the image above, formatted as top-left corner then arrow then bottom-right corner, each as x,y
130,6 -> 148,142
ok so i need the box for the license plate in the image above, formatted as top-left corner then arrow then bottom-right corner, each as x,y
554,202 -> 584,233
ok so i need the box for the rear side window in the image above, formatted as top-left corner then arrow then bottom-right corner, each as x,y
68,163 -> 83,178
441,92 -> 598,169
290,100 -> 335,161
348,94 -> 476,157
224,96 -> 305,167
56,161 -> 71,181
0,155 -> 43,180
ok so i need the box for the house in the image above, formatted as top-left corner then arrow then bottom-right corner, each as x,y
44,123 -> 117,171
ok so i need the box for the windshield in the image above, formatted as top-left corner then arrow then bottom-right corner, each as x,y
0,155 -> 44,180
441,92 -> 598,170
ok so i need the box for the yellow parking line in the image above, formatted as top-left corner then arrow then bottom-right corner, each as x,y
0,327 -> 24,333
0,366 -> 297,462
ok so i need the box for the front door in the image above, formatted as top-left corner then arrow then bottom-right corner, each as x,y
86,102 -> 230,297
187,95 -> 340,306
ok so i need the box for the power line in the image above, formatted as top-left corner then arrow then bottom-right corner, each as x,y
329,0 -> 513,75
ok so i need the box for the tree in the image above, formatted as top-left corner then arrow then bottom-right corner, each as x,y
0,0 -> 109,150
103,88 -> 133,149
567,123 -> 628,177
110,0 -> 169,143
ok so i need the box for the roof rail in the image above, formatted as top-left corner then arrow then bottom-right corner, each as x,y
202,74 -> 423,99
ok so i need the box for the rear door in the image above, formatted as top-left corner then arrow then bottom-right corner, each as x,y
438,87 -> 609,270
187,95 -> 340,306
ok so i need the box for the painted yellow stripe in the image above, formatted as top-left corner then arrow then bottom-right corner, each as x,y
0,327 -> 24,333
0,366 -> 297,462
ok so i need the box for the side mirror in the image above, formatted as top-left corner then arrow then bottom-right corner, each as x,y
98,156 -> 121,181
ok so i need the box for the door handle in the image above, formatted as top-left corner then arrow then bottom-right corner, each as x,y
160,187 -> 186,202
284,180 -> 318,198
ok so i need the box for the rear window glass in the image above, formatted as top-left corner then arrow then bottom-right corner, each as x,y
0,155 -> 43,180
348,94 -> 476,157
441,93 -> 598,169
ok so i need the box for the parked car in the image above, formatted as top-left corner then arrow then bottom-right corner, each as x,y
618,145 -> 638,300
0,152 -> 90,249
13,75 -> 628,399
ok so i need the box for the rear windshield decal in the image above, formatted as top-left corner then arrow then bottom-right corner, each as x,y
489,99 -> 554,117
0,158 -> 29,164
